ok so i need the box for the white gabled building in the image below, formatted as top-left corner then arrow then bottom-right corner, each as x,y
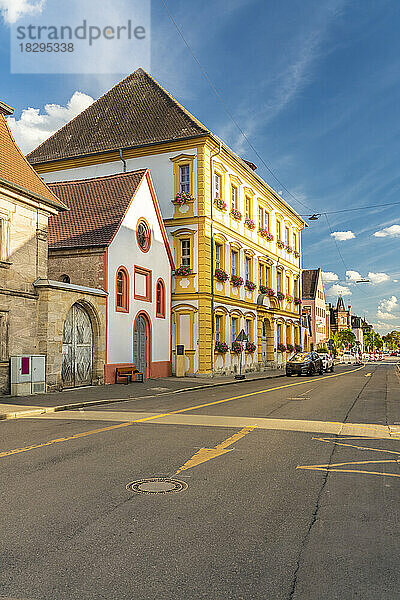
47,169 -> 174,383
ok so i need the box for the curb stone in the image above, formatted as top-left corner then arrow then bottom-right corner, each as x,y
0,371 -> 286,421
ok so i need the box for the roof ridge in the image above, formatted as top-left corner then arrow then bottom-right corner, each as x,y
48,168 -> 147,186
26,70 -> 142,160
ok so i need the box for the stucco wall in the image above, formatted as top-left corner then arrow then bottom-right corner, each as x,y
106,177 -> 172,380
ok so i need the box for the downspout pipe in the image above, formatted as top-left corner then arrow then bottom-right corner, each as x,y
210,142 -> 222,375
119,149 -> 127,173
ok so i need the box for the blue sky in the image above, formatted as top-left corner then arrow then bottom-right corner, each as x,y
1,0 -> 400,333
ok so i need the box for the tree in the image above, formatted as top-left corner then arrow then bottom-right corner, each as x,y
337,329 -> 356,348
364,331 -> 375,351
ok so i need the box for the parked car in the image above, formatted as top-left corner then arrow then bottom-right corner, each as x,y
391,352 -> 398,357
318,352 -> 334,372
286,352 -> 323,376
342,351 -> 355,364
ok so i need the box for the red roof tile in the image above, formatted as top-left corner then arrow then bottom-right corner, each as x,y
0,112 -> 66,208
47,170 -> 146,248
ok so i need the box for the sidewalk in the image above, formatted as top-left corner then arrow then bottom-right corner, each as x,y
0,368 -> 285,420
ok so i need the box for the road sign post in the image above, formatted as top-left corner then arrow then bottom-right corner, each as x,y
235,329 -> 248,379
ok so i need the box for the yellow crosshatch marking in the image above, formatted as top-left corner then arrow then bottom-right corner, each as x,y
297,437 -> 400,479
0,365 -> 364,461
175,426 -> 257,475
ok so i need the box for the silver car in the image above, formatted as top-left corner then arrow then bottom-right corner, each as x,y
318,352 -> 334,372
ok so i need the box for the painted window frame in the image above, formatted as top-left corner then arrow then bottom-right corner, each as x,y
231,316 -> 239,342
179,164 -> 190,194
171,154 -> 195,198
215,241 -> 224,270
180,239 -> 191,267
156,278 -> 166,318
231,249 -> 239,276
276,220 -> 281,241
245,195 -> 252,219
136,218 -> 151,253
115,266 -> 129,313
245,256 -> 252,281
230,184 -> 239,211
134,265 -> 152,302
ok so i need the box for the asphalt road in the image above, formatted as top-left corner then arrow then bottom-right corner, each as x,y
1,361 -> 400,600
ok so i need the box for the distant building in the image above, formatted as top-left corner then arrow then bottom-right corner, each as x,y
301,268 -> 328,349
351,315 -> 364,352
328,296 -> 351,333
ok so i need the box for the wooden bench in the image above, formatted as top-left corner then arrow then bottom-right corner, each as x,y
115,367 -> 144,384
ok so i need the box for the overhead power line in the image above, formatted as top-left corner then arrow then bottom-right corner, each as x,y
301,200 -> 400,217
159,0 -> 314,213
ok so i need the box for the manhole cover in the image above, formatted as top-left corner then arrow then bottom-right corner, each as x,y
126,477 -> 188,495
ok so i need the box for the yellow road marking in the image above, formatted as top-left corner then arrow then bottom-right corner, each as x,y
0,365 -> 365,460
365,373 -> 372,377
297,436 -> 400,480
175,426 -> 257,475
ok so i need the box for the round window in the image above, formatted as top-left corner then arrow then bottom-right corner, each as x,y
137,220 -> 151,252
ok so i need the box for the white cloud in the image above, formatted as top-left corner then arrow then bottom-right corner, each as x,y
330,231 -> 355,241
327,284 -> 352,297
368,272 -> 390,284
346,270 -> 361,282
378,296 -> 398,312
373,225 -> 400,238
0,0 -> 45,23
377,311 -> 397,321
7,91 -> 94,154
322,271 -> 339,282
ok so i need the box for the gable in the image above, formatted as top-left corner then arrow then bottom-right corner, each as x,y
27,68 -> 209,165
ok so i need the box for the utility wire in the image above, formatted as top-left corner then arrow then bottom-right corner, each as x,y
159,0 -> 314,213
301,200 -> 400,217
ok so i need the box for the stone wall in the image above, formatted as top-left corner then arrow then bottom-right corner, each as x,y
35,282 -> 106,390
48,248 -> 106,289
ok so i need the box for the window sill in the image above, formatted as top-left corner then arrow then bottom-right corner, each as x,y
116,307 -> 129,313
0,260 -> 11,269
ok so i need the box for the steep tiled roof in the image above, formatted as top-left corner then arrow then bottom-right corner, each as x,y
0,109 -> 66,208
302,269 -> 320,299
28,68 -> 209,164
47,170 -> 146,248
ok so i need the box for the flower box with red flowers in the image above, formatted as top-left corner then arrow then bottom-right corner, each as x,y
173,191 -> 195,205
214,198 -> 227,211
286,343 -> 294,352
231,274 -> 244,287
246,341 -> 256,353
230,208 -> 242,220
175,265 -> 193,276
215,268 -> 229,282
258,228 -> 274,241
231,341 -> 242,354
286,294 -> 293,302
277,343 -> 287,352
294,250 -> 300,258
277,240 -> 285,249
245,280 -> 257,291
295,344 -> 302,353
260,286 -> 275,296
294,297 -> 302,305
244,218 -> 255,230
286,245 -> 293,253
215,341 -> 229,354
277,291 -> 286,301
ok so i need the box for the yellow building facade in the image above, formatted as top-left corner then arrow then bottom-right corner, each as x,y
28,68 -> 306,376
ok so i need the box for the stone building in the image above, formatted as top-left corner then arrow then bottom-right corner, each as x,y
328,296 -> 351,334
0,100 -> 106,394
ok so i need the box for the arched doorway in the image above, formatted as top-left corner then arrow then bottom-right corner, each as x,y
134,314 -> 150,379
62,303 -> 93,387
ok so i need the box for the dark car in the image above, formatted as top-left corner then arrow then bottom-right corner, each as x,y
286,351 -> 323,376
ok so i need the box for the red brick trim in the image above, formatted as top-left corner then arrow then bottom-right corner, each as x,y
115,265 -> 129,312
133,310 -> 152,378
156,277 -> 166,318
134,265 -> 152,302
136,217 -> 151,253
